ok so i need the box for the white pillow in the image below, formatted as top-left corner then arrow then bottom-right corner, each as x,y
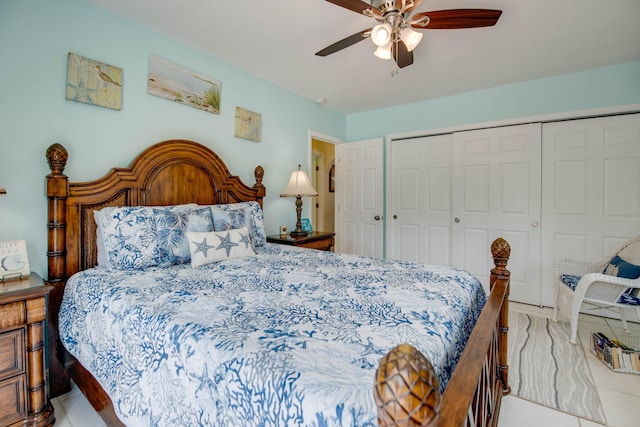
186,227 -> 255,267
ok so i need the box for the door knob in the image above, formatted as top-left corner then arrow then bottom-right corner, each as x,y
454,217 -> 460,223
531,220 -> 539,227
374,215 -> 382,221
393,215 -> 397,219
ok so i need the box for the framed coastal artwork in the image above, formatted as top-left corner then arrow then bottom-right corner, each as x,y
234,107 -> 261,142
66,53 -> 123,110
147,55 -> 221,115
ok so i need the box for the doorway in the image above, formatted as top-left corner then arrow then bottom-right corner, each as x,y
311,137 -> 336,233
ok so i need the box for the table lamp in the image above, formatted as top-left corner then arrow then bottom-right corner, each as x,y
280,165 -> 318,236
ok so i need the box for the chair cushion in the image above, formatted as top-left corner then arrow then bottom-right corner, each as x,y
561,274 -> 581,291
561,273 -> 640,306
618,289 -> 640,306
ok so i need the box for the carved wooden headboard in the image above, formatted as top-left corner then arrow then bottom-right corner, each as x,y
45,139 -> 265,396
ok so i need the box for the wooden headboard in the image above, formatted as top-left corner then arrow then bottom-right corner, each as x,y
45,139 -> 265,397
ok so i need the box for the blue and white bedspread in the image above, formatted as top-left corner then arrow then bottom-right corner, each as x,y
59,243 -> 485,427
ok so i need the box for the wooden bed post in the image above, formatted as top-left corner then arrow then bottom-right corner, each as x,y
490,237 -> 511,396
253,165 -> 266,207
45,143 -> 72,397
375,238 -> 511,427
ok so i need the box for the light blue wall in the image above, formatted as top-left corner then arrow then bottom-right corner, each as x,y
347,61 -> 640,140
2,0 -> 638,278
0,0 -> 345,277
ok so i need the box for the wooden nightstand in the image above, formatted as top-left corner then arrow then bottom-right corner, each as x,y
0,273 -> 55,427
267,231 -> 336,251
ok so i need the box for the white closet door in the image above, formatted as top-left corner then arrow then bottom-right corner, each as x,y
334,138 -> 384,257
541,113 -> 640,307
452,124 -> 542,303
387,134 -> 453,265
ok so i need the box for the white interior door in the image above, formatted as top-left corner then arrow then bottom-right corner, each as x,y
541,113 -> 640,307
387,134 -> 453,265
335,138 -> 384,257
452,124 -> 542,303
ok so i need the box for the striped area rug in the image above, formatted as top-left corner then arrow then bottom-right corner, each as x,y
508,311 -> 606,424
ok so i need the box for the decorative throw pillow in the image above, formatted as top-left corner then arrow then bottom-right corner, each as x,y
186,227 -> 255,267
603,255 -> 640,280
95,204 -> 198,268
603,247 -> 640,301
154,206 -> 213,266
95,206 -> 159,270
211,208 -> 247,232
208,201 -> 266,247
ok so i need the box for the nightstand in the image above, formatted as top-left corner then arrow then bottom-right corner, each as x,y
0,273 -> 55,427
267,231 -> 335,251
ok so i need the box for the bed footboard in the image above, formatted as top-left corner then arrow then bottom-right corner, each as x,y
375,238 -> 511,427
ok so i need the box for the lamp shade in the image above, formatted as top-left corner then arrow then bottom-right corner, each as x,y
371,23 -> 392,47
280,165 -> 318,197
400,27 -> 423,52
374,43 -> 392,60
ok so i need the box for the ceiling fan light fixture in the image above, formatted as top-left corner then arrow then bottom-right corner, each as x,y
400,27 -> 423,51
374,43 -> 392,60
371,23 -> 392,46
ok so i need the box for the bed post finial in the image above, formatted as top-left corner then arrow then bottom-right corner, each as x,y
375,343 -> 441,427
46,143 -> 68,175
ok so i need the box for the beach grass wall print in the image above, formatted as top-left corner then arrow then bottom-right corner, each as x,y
147,55 -> 220,114
66,53 -> 122,110
234,107 -> 261,142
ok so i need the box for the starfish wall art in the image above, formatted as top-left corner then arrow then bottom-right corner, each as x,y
66,52 -> 122,110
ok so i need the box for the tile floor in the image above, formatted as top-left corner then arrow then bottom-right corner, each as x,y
50,303 -> 640,427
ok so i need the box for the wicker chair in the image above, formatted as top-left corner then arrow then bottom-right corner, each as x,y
553,235 -> 640,344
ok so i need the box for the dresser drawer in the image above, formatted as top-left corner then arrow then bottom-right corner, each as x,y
0,374 -> 27,426
0,329 -> 25,381
0,301 -> 26,330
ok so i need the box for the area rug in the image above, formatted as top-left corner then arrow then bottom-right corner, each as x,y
508,310 -> 607,424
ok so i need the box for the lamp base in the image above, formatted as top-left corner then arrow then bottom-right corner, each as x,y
290,228 -> 309,237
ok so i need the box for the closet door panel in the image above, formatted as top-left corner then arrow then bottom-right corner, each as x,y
453,124 -> 542,303
388,134 -> 453,265
541,113 -> 640,307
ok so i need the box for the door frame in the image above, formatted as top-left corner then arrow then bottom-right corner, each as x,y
308,130 -> 343,232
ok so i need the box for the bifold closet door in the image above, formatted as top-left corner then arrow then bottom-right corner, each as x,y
452,124 -> 542,304
387,134 -> 454,265
541,113 -> 640,307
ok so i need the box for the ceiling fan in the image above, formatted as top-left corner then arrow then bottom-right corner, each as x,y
316,0 -> 502,69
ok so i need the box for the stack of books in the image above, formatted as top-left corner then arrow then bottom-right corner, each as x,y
591,332 -> 640,374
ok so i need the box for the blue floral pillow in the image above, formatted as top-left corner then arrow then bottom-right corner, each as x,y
95,204 -> 198,268
95,206 -> 159,270
154,206 -> 213,266
208,201 -> 266,247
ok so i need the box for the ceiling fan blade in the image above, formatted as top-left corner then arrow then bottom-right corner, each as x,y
412,9 -> 502,29
315,28 -> 372,56
392,41 -> 413,68
325,0 -> 382,18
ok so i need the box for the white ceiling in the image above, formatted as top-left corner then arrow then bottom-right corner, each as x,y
88,0 -> 640,114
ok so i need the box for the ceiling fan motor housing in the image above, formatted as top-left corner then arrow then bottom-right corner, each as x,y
373,1 -> 401,14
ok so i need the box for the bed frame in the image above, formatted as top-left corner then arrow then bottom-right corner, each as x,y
45,139 -> 510,427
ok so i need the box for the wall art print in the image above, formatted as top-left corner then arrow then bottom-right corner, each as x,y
234,107 -> 261,142
66,53 -> 123,110
147,55 -> 220,115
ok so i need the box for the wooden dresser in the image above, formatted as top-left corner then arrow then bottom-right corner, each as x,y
0,273 -> 55,427
267,231 -> 335,251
